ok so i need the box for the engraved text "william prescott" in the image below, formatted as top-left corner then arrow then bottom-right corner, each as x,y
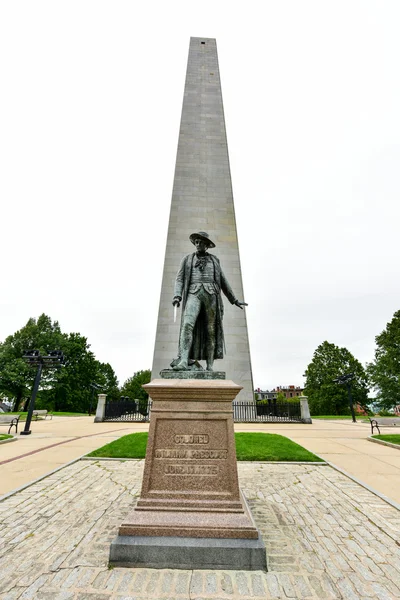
155,449 -> 227,460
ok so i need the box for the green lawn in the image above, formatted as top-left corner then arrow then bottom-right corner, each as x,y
372,434 -> 400,446
87,432 -> 323,462
8,411 -> 87,421
0,434 -> 13,441
312,415 -> 355,420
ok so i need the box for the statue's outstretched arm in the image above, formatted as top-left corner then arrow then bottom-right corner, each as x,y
220,268 -> 248,309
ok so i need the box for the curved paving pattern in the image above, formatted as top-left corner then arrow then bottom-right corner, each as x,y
0,459 -> 399,599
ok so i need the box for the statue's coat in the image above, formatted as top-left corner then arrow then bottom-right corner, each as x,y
174,252 -> 237,360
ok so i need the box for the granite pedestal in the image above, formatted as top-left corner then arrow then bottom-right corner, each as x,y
109,378 -> 266,570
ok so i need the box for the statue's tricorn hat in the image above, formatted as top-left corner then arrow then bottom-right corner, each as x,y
189,231 -> 216,248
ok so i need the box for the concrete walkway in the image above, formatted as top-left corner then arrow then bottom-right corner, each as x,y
0,417 -> 148,496
236,419 -> 400,505
1,417 -> 399,504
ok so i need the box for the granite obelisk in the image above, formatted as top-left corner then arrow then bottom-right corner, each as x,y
152,37 -> 254,401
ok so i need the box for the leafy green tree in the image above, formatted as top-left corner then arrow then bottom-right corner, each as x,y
120,370 -> 152,417
0,314 -> 120,413
0,314 -> 64,410
96,362 -> 120,401
304,341 -> 369,415
48,332 -> 99,413
367,310 -> 400,410
120,370 -> 151,401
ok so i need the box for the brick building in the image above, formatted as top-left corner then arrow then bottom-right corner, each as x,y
255,385 -> 304,400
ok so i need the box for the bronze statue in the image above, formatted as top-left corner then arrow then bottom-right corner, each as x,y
172,232 -> 247,371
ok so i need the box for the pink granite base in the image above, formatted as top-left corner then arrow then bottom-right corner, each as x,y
120,489 -> 258,539
117,379 -> 260,541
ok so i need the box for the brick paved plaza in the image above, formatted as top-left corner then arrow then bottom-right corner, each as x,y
1,457 -> 400,599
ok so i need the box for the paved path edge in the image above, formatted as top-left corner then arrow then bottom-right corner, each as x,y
367,435 -> 400,450
0,455 -> 84,502
0,436 -> 18,445
2,452 -> 399,515
320,456 -> 400,512
81,456 -> 328,464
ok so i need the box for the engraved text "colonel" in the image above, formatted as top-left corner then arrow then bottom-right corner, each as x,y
174,434 -> 209,445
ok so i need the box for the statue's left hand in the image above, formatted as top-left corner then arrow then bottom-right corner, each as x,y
234,300 -> 248,310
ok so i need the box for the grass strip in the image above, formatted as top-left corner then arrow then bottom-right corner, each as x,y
0,434 -> 13,441
234,432 -> 322,461
87,432 -> 322,462
312,415 -> 354,420
8,412 -> 87,420
372,434 -> 400,446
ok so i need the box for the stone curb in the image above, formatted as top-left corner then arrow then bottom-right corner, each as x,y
81,455 -> 328,464
2,452 -> 399,517
367,435 -> 400,450
318,455 -> 400,512
0,436 -> 18,445
81,456 -> 142,462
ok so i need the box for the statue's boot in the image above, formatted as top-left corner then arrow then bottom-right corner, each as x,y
172,359 -> 189,371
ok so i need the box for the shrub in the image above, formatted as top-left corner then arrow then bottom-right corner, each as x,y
378,409 -> 395,417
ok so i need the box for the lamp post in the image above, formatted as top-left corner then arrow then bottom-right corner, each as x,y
333,373 -> 356,423
21,350 -> 64,435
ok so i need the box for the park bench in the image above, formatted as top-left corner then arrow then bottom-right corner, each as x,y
369,416 -> 400,434
32,409 -> 52,420
0,414 -> 20,434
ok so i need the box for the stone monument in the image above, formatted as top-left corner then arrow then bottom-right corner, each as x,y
151,36 -> 254,402
109,38 -> 266,571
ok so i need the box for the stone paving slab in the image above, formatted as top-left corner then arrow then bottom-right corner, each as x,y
0,460 -> 399,599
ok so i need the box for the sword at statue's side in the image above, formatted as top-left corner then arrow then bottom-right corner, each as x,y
174,305 -> 177,323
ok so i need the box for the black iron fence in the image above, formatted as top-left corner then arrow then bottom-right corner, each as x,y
103,398 -> 302,423
233,401 -> 302,423
104,398 -> 152,422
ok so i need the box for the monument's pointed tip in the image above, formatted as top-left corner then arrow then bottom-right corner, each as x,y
190,36 -> 216,42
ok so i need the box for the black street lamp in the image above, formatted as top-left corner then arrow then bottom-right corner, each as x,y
21,350 -> 64,435
333,373 -> 356,423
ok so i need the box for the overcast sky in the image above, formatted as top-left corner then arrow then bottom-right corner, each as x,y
1,1 -> 399,391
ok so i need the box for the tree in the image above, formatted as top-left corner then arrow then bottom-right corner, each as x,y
367,310 -> 400,410
48,332 -> 99,413
0,314 -> 64,410
304,341 -> 369,415
0,314 -> 120,413
96,362 -> 119,401
120,370 -> 151,401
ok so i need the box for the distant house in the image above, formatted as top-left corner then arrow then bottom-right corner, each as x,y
255,389 -> 277,401
0,401 -> 11,413
255,385 -> 304,401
